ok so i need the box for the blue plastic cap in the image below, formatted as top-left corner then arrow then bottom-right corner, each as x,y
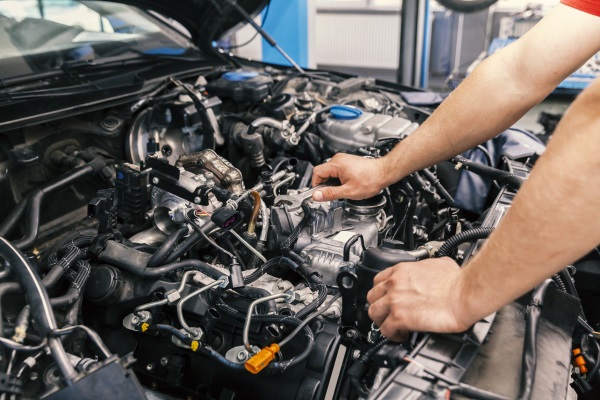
223,71 -> 259,82
330,105 -> 363,120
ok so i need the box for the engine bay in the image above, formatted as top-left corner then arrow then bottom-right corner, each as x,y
0,64 -> 595,400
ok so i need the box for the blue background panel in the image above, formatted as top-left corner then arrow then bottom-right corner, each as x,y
261,0 -> 309,69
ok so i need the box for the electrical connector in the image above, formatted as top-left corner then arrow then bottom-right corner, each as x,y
245,343 -> 280,374
573,348 -> 588,374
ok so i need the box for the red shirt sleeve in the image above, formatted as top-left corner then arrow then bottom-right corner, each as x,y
561,0 -> 600,17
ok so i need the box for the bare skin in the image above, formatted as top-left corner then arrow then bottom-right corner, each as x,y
311,4 -> 600,336
312,4 -> 600,202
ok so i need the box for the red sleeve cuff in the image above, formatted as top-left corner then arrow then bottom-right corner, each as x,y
561,0 -> 600,17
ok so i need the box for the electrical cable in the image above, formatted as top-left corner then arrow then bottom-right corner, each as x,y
279,293 -> 340,348
517,279 -> 554,400
147,226 -> 189,268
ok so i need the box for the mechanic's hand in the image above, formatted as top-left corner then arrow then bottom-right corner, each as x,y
367,257 -> 474,342
311,154 -> 390,201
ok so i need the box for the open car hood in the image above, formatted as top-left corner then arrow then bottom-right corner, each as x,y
114,0 -> 269,51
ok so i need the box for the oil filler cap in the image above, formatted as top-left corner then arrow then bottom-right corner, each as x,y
329,105 -> 363,120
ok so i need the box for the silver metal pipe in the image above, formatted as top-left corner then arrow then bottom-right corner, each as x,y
250,117 -> 285,131
177,278 -> 227,337
135,271 -> 198,313
258,200 -> 269,243
243,293 -> 291,353
273,173 -> 296,195
229,230 -> 267,263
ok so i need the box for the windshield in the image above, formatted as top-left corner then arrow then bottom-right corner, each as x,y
0,0 -> 201,78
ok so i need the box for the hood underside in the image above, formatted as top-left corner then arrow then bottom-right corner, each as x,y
112,0 -> 269,51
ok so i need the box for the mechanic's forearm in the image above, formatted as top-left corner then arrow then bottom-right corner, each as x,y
381,56 -> 548,184
381,3 -> 600,184
456,80 -> 600,324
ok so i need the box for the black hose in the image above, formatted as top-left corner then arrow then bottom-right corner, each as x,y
244,256 -> 282,284
98,240 -> 225,280
295,283 -> 327,320
50,260 -> 91,308
420,169 -> 454,205
0,282 -> 21,338
0,201 -> 27,237
162,221 -> 217,264
517,279 -> 554,400
0,236 -> 76,382
2,159 -> 106,250
147,226 -> 189,268
452,155 -> 524,191
587,339 -> 600,383
343,234 -> 366,262
43,245 -> 82,289
437,227 -> 495,258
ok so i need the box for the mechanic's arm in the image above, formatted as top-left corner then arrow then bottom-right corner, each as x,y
366,77 -> 600,339
313,4 -> 600,201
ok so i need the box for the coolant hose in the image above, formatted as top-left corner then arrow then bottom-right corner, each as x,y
98,240 -> 224,280
147,226 -> 189,268
0,236 -> 76,382
50,260 -> 91,308
437,227 -> 495,258
452,155 -> 524,191
0,159 -> 106,250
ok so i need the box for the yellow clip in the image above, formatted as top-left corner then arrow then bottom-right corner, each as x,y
190,341 -> 199,352
245,343 -> 280,374
141,323 -> 150,332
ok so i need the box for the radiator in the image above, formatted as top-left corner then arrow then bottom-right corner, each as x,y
315,13 -> 401,69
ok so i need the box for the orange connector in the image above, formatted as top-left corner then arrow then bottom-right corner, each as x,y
573,348 -> 588,374
245,344 -> 280,374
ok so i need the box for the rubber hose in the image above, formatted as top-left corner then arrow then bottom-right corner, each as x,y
420,169 -> 454,205
98,241 -> 224,280
50,260 -> 91,308
295,283 -> 327,320
0,282 -> 21,338
452,155 -> 524,191
43,245 -> 82,289
7,161 -> 104,250
437,227 -> 495,258
0,236 -> 76,382
147,226 -> 189,268
162,221 -> 216,264
244,257 -> 282,284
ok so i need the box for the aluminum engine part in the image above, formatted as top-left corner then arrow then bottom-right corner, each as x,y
271,191 -> 387,286
317,111 -> 418,152
177,149 -> 245,195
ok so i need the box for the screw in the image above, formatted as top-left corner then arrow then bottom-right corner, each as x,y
146,363 -> 154,371
237,351 -> 247,361
352,350 -> 361,360
160,357 -> 168,366
30,372 -> 38,381
152,177 -> 160,185
194,197 -> 201,204
345,329 -> 358,340
131,316 -> 140,325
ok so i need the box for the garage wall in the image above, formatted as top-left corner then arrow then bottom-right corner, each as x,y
315,11 -> 401,69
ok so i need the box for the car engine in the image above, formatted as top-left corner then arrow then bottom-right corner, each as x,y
0,65 -> 591,400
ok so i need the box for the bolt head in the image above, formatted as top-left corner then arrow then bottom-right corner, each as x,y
152,177 -> 159,185
131,316 -> 140,325
160,357 -> 168,366
146,363 -> 154,371
194,197 -> 201,204
237,351 -> 247,361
